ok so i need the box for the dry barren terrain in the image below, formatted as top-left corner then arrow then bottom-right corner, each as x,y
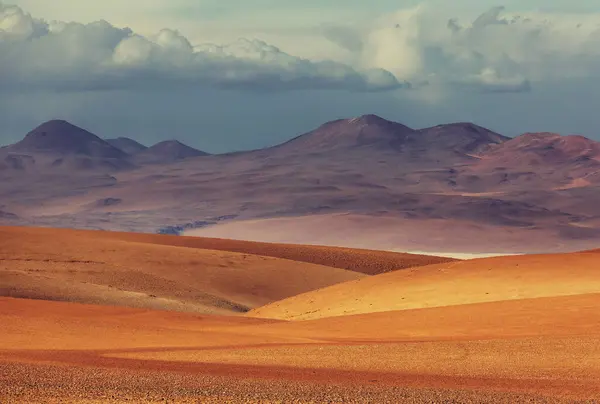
2,294 -> 600,403
1,226 -> 600,402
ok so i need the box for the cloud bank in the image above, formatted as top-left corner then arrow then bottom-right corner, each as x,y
3,2 -> 600,95
325,5 -> 600,93
0,2 -> 404,93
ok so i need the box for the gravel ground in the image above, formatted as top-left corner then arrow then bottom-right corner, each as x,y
1,362 -> 595,404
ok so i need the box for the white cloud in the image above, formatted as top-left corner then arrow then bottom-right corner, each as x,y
0,2 -> 46,39
325,5 -> 600,93
4,2 -> 600,96
0,2 -> 404,93
453,68 -> 531,93
113,35 -> 155,66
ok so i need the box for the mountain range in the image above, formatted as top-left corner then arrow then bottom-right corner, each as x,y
1,115 -> 599,254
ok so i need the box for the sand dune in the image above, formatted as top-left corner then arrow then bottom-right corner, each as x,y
249,251 -> 600,320
0,226 -> 364,314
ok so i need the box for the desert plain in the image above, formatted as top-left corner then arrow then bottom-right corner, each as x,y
2,226 -> 600,403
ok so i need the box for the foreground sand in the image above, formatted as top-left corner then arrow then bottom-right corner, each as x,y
2,295 -> 600,403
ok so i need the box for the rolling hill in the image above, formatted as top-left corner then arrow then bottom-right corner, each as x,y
0,226 -> 366,314
248,249 -> 600,320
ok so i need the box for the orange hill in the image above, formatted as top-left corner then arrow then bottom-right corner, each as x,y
249,250 -> 600,320
0,226 -> 366,314
92,230 -> 456,275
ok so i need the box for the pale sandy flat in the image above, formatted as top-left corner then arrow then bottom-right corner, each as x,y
186,213 -> 599,254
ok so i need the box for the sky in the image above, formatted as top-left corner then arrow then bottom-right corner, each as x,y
2,1 -> 600,152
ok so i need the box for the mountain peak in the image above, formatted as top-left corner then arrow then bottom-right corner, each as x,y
134,139 -> 208,164
29,119 -> 80,134
271,115 -> 415,154
9,120 -> 127,159
417,122 -> 509,154
346,114 -> 395,126
155,139 -> 186,147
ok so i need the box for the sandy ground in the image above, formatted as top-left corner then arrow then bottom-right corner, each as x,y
5,362 -> 580,404
2,227 -> 600,402
2,296 -> 600,403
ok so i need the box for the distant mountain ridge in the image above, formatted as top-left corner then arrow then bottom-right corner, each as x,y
267,115 -> 511,167
2,114 -> 600,254
0,120 -> 208,170
2,116 -> 599,175
6,115 -> 597,161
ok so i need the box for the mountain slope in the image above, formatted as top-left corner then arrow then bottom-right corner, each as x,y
0,120 -> 132,172
455,132 -> 600,191
106,137 -> 148,154
482,133 -> 600,165
417,122 -> 509,154
269,114 -> 416,154
7,120 -> 127,159
269,115 -> 508,158
133,140 -> 209,164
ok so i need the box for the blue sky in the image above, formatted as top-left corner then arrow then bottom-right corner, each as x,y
2,1 -> 600,152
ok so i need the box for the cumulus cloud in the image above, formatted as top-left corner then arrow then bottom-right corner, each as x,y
450,68 -> 531,94
0,2 -> 404,93
0,2 -> 46,39
324,5 -> 600,93
4,2 -> 600,96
